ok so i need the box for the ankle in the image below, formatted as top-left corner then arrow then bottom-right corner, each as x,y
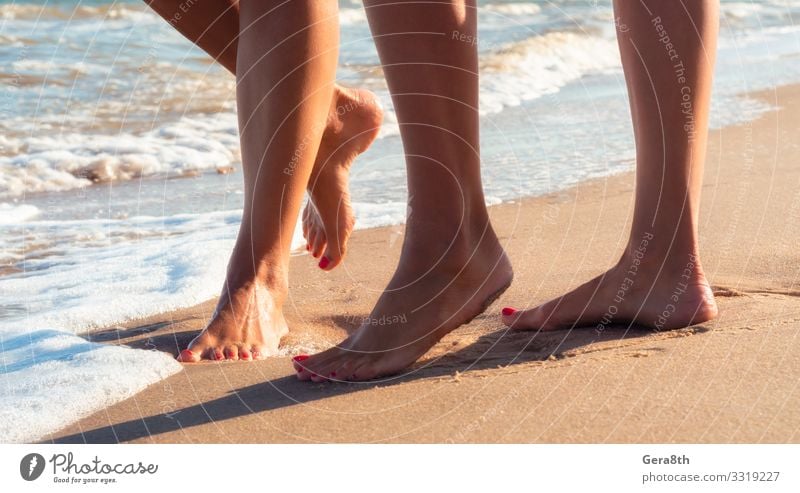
224,256 -> 289,299
402,216 -> 503,267
618,231 -> 705,283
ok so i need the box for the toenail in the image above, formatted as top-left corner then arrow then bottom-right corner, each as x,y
179,349 -> 194,361
502,307 -> 517,316
330,372 -> 336,377
214,350 -> 224,360
318,256 -> 330,269
293,354 -> 310,362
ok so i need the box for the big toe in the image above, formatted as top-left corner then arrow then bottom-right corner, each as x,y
501,306 -> 551,331
179,335 -> 218,362
177,348 -> 200,363
318,221 -> 352,271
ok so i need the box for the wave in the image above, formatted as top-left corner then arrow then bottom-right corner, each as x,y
0,113 -> 241,198
479,31 -> 621,114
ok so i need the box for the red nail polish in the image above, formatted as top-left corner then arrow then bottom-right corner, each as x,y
214,350 -> 224,360
502,307 -> 517,316
306,244 -> 310,251
179,349 -> 194,361
293,354 -> 310,362
330,371 -> 336,377
318,256 -> 330,269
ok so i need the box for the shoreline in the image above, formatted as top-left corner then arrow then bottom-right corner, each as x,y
47,83 -> 800,443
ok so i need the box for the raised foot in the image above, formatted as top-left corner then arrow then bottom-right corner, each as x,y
303,86 -> 384,271
177,280 -> 288,363
502,251 -> 718,332
294,238 -> 514,382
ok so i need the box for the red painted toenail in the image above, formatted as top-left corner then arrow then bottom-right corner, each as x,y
318,256 -> 330,269
293,354 -> 310,362
502,307 -> 517,316
214,350 -> 224,360
330,372 -> 336,377
179,349 -> 194,360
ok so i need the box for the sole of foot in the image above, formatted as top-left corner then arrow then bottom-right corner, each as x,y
294,236 -> 514,382
501,252 -> 718,332
303,86 -> 384,271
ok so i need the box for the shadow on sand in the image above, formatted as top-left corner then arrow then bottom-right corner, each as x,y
53,319 -> 710,443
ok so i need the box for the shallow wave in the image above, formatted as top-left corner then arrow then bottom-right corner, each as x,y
479,31 -> 621,114
0,2 -> 152,21
0,113 -> 240,198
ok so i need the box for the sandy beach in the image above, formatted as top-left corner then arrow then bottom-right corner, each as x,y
47,84 -> 800,444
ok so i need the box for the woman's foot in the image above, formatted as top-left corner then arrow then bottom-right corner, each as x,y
177,275 -> 288,362
303,86 -> 383,270
502,244 -> 718,332
294,229 -> 514,381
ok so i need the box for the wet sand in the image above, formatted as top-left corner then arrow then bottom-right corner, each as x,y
48,84 -> 800,443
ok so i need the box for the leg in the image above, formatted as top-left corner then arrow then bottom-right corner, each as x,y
503,0 -> 719,332
145,0 -> 383,270
295,0 -> 513,381
180,0 -> 339,362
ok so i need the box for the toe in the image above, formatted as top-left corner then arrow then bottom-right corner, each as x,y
311,231 -> 326,259
505,304 -> 559,331
292,354 -> 312,380
212,347 -> 225,361
238,346 -> 252,361
330,356 -> 362,382
224,345 -> 239,361
181,334 -> 216,362
320,245 -> 343,271
177,349 -> 200,363
500,306 -> 525,328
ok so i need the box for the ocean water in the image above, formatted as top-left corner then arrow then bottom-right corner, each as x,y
1,0 -> 800,442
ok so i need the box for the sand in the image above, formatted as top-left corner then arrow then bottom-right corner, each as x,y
47,84 -> 800,443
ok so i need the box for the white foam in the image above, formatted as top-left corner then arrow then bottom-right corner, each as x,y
0,330 -> 182,443
484,3 -> 542,16
479,32 -> 622,115
0,193 -> 422,443
0,203 -> 40,224
1,210 -> 243,333
0,113 -> 240,198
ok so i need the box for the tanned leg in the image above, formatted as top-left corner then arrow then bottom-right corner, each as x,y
179,0 -> 339,362
295,0 -> 513,382
145,0 -> 383,271
502,0 -> 719,332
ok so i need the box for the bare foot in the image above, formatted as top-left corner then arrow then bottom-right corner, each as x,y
501,245 -> 718,332
177,276 -> 288,362
294,233 -> 514,381
303,86 -> 383,270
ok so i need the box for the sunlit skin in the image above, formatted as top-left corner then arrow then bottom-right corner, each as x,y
146,0 -> 382,361
500,0 -> 719,332
149,0 -> 719,374
295,0 -> 514,382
